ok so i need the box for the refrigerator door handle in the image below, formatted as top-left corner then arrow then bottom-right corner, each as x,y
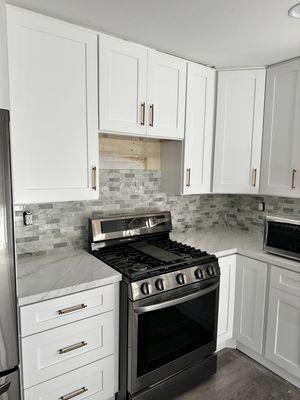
0,381 -> 11,396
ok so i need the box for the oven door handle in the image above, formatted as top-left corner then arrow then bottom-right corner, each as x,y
134,282 -> 219,314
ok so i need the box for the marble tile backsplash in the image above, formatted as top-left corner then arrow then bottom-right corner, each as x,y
14,170 -> 300,257
14,170 -> 229,256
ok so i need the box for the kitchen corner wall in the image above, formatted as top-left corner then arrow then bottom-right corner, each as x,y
14,169 -> 300,257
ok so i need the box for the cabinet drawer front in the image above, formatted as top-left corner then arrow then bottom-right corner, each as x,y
24,356 -> 114,400
22,313 -> 114,388
20,285 -> 114,336
270,266 -> 300,297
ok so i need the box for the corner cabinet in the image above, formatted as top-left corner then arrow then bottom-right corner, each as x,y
213,69 -> 266,194
6,6 -> 99,203
260,58 -> 300,197
234,256 -> 267,354
99,34 -> 186,140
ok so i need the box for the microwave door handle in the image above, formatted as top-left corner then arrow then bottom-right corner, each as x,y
134,282 -> 219,314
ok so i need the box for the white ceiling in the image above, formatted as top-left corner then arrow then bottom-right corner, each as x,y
7,0 -> 300,67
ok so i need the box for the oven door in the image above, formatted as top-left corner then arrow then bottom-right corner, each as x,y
127,278 -> 219,394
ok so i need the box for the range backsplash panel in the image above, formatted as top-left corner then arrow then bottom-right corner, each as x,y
14,170 -> 300,257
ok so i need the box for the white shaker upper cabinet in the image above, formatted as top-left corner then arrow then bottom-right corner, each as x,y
147,51 -> 186,139
213,69 -> 266,194
183,62 -> 215,194
260,59 -> 300,197
99,35 -> 148,136
7,6 -> 98,203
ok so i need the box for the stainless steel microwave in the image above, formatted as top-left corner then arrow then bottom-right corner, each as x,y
264,216 -> 300,261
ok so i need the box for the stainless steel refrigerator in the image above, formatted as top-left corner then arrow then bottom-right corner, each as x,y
0,109 -> 20,399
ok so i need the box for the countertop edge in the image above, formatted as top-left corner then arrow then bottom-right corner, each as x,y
18,273 -> 122,307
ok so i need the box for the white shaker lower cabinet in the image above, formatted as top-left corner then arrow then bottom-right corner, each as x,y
6,6 -> 99,203
213,69 -> 265,194
147,50 -> 186,139
19,283 -> 119,400
24,357 -> 114,400
234,256 -> 267,354
260,58 -> 300,198
265,266 -> 300,378
217,255 -> 236,348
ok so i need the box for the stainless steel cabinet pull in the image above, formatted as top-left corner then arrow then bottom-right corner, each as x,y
92,166 -> 97,191
58,303 -> 87,315
149,104 -> 154,127
58,341 -> 87,355
186,168 -> 191,187
141,102 -> 145,125
60,387 -> 88,400
252,168 -> 257,187
292,169 -> 297,189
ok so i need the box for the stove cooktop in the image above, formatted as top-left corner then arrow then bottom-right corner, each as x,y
92,238 -> 216,280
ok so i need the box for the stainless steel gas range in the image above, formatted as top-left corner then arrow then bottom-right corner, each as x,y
90,211 -> 220,400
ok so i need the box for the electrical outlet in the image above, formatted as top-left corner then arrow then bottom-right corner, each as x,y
258,202 -> 265,212
23,211 -> 33,226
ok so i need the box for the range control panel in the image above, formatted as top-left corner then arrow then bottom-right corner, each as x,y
130,261 -> 220,301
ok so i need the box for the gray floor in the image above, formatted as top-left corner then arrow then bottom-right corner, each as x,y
175,349 -> 300,400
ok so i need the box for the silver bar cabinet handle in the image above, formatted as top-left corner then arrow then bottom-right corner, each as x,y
92,167 -> 97,191
140,102 -> 145,125
149,104 -> 154,127
252,168 -> 257,187
292,169 -> 297,189
58,303 -> 87,315
60,387 -> 88,400
58,341 -> 87,355
186,168 -> 191,187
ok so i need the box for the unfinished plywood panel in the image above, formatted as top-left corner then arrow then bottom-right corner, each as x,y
99,134 -> 161,170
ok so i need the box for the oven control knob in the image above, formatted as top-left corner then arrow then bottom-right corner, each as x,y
195,268 -> 204,280
206,265 -> 215,276
141,282 -> 152,295
155,278 -> 166,291
176,273 -> 186,285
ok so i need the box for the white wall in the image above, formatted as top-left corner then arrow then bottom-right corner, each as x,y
0,0 -> 9,109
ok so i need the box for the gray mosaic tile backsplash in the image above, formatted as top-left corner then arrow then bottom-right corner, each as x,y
14,170 -> 300,257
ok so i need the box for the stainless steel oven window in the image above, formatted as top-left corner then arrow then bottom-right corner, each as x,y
127,278 -> 219,394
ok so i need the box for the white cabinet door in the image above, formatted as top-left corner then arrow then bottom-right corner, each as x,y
183,62 -> 216,194
260,59 -> 300,197
217,255 -> 236,347
147,50 -> 186,139
213,69 -> 266,194
235,256 -> 267,354
6,6 -> 98,203
0,0 -> 9,109
266,287 -> 300,378
99,35 -> 148,136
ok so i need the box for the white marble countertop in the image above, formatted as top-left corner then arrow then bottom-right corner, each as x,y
17,227 -> 299,306
16,249 -> 122,306
171,227 -> 300,273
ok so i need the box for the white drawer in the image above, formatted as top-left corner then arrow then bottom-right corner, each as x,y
24,355 -> 114,400
22,312 -> 114,388
20,285 -> 115,337
270,266 -> 300,297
